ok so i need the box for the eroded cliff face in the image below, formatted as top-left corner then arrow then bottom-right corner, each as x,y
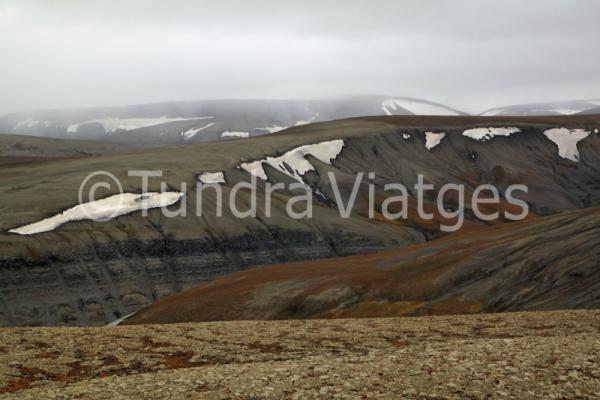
0,229 -> 410,326
123,207 -> 600,325
1,115 -> 600,326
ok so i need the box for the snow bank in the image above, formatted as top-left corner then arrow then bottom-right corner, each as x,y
260,125 -> 287,134
240,140 -> 345,182
382,99 -> 459,116
66,124 -> 79,134
199,172 -> 225,184
294,113 -> 319,126
181,122 -> 215,141
106,312 -> 135,327
544,128 -> 590,162
425,132 -> 446,150
14,118 -> 41,130
71,116 -> 213,133
14,119 -> 64,130
221,130 -> 250,138
463,127 -> 520,142
9,192 -> 183,235
551,109 -> 582,115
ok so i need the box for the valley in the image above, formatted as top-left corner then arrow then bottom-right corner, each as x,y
1,115 -> 599,326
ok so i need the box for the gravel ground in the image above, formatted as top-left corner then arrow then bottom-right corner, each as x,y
0,310 -> 599,399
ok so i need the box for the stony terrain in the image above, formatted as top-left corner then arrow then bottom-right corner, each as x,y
0,310 -> 598,399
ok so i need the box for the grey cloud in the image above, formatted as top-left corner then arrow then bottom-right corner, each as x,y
0,0 -> 599,115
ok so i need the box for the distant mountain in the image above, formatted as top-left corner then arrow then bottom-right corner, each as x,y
0,96 -> 464,146
481,100 -> 600,116
580,106 -> 600,115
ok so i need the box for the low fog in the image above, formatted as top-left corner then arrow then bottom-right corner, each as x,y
1,0 -> 599,115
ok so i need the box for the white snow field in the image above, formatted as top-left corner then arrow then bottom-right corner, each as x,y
240,140 -> 345,182
481,108 -> 585,116
105,312 -> 136,327
294,113 -> 319,126
14,118 -> 45,129
259,125 -> 288,134
66,116 -> 213,134
221,130 -> 250,138
424,132 -> 446,150
199,172 -> 226,184
462,127 -> 521,142
9,192 -> 183,235
181,122 -> 215,141
382,99 -> 459,116
543,128 -> 591,162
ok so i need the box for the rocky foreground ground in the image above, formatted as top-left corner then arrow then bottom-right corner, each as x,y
0,310 -> 599,399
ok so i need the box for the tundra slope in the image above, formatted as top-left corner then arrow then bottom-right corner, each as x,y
1,115 -> 600,326
126,206 -> 600,324
0,133 -> 124,169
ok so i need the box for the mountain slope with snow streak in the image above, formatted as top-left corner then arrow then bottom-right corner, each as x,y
0,96 -> 465,146
9,192 -> 183,235
481,100 -> 600,116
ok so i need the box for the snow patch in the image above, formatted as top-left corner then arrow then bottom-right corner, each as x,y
402,133 -> 411,139
294,113 -> 319,126
221,130 -> 250,138
8,192 -> 183,235
259,125 -> 287,134
14,118 -> 43,130
462,127 -> 520,142
382,99 -> 459,116
425,132 -> 446,150
66,124 -> 79,134
544,128 -> 590,162
551,109 -> 582,115
79,116 -> 212,132
239,140 -> 345,182
106,313 -> 135,327
181,122 -> 215,141
199,172 -> 225,184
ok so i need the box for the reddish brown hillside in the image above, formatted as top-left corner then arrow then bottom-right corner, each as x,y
126,206 -> 600,324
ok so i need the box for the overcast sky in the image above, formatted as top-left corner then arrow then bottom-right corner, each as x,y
1,0 -> 599,115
